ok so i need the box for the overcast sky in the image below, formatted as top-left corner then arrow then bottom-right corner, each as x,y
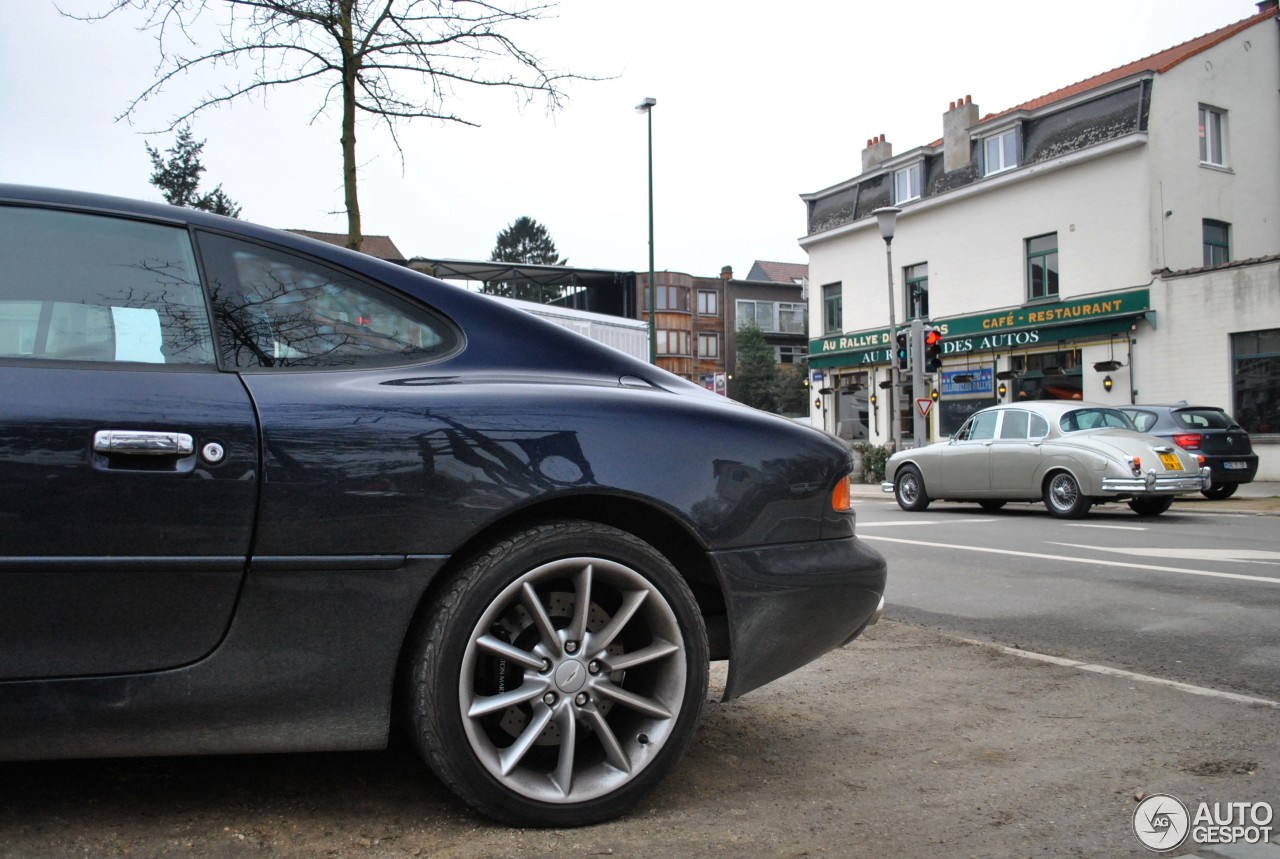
1,0 -> 1264,277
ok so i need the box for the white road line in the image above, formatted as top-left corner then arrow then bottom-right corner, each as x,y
1050,543 -> 1280,564
1063,523 -> 1148,531
861,535 -> 1280,585
958,638 -> 1280,709
858,519 -> 997,528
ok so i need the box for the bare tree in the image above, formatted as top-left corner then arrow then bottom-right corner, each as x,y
71,1 -> 594,251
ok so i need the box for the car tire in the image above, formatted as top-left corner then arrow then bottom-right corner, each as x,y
1201,483 -> 1239,500
1043,471 -> 1091,518
978,501 -> 1006,512
407,520 -> 709,827
1128,496 -> 1174,516
894,465 -> 931,512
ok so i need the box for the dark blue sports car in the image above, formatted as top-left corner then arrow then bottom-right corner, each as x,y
0,185 -> 886,826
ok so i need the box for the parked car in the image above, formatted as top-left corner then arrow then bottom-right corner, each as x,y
882,401 -> 1210,518
0,185 -> 887,827
1117,404 -> 1258,499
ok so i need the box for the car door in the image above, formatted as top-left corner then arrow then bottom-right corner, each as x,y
940,410 -> 998,495
0,205 -> 259,680
989,408 -> 1047,495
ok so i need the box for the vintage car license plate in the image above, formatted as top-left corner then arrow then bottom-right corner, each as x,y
1224,461 -> 1249,470
1159,452 -> 1183,470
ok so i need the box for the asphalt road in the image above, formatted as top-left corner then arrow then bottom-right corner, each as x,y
851,485 -> 1280,700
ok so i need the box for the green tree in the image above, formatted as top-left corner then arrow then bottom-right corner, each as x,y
77,1 -> 595,251
145,126 -> 241,217
774,363 -> 810,416
733,323 -> 781,413
487,216 -> 566,302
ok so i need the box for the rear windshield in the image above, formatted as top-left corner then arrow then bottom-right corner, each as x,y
1173,409 -> 1236,430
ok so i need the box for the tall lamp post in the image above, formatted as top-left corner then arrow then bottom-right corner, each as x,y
636,97 -> 657,363
872,206 -> 902,448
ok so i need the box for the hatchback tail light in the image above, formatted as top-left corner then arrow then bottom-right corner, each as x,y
1172,433 -> 1202,450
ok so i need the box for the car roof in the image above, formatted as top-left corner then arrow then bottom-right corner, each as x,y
1122,404 -> 1224,412
981,401 -> 1111,416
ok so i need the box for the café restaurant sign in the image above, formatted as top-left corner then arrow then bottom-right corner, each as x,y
810,288 -> 1149,365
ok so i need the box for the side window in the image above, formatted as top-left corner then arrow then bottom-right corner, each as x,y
998,409 -> 1030,440
967,411 -> 998,441
1028,412 -> 1050,439
197,233 -> 459,369
0,207 -> 215,364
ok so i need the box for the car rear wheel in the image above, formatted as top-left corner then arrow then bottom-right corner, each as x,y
894,465 -> 931,512
1128,496 -> 1173,516
1043,472 -> 1091,518
1201,483 -> 1239,500
407,520 -> 708,827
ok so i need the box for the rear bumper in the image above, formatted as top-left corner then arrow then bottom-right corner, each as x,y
1101,466 -> 1211,494
710,535 -> 887,701
1207,455 -> 1259,484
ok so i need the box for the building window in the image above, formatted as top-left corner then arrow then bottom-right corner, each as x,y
650,285 -> 688,312
1203,219 -> 1230,266
1232,329 -> 1280,434
1199,105 -> 1227,167
776,345 -> 805,364
904,263 -> 928,319
696,289 -> 718,316
1026,233 -> 1059,301
822,283 -> 842,334
894,163 -> 923,203
697,332 -> 720,358
983,128 -> 1019,176
737,300 -> 807,334
657,329 -> 690,356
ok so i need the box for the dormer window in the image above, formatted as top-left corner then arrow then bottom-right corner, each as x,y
893,162 -> 923,204
983,128 -> 1019,176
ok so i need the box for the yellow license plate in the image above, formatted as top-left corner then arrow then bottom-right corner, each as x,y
1159,453 -> 1183,471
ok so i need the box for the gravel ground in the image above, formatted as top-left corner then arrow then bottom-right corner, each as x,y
1,620 -> 1276,858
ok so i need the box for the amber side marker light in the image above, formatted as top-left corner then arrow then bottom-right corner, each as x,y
831,475 -> 852,512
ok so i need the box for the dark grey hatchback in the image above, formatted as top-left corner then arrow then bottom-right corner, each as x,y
0,185 -> 885,827
1119,404 -> 1259,499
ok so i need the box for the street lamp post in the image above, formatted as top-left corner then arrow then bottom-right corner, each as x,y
872,206 -> 902,448
636,97 -> 657,364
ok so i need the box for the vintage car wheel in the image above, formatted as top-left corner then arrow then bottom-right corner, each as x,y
1201,483 -> 1239,500
1043,471 -> 1091,518
408,520 -> 708,827
978,501 -> 1007,512
894,465 -> 931,512
1128,496 -> 1174,516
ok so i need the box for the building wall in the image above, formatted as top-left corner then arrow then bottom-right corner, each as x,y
800,11 -> 1280,477
1147,22 -> 1280,271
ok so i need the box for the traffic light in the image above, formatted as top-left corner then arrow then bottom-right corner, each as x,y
895,329 -> 909,370
924,326 -> 943,372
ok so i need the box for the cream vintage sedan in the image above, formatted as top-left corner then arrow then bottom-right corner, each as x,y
881,402 -> 1211,518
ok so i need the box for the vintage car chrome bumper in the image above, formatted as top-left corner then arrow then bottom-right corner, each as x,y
1100,466 -> 1211,494
880,481 -> 895,494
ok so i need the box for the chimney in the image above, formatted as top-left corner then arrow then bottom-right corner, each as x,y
861,134 -> 893,172
720,265 -> 733,281
942,95 -> 979,173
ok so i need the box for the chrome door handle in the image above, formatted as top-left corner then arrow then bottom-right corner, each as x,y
93,430 -> 194,456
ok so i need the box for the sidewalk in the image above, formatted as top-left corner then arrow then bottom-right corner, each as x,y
853,479 -> 1280,514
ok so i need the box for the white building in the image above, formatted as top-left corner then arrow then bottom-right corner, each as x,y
801,4 -> 1280,479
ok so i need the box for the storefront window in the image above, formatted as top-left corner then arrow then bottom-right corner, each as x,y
1012,349 -> 1083,401
1232,329 -> 1280,434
